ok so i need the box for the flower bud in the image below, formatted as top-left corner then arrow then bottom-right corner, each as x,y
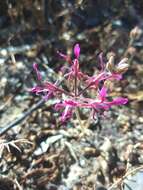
106,55 -> 115,72
74,44 -> 80,58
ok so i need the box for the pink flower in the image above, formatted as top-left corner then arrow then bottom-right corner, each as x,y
30,43 -> 128,124
30,81 -> 70,101
55,100 -> 78,122
60,44 -> 88,81
65,59 -> 86,80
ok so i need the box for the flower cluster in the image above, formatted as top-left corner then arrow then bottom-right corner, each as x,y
30,44 -> 128,123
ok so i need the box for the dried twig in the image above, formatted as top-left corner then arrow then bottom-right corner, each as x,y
0,65 -> 65,137
0,99 -> 44,136
108,165 -> 143,190
14,178 -> 23,190
0,138 -> 33,157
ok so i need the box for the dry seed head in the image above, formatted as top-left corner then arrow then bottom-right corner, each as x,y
130,26 -> 142,40
116,58 -> 129,74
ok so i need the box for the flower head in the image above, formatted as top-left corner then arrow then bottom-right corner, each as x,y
30,43 -> 128,123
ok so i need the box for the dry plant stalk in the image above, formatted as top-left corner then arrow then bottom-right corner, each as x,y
0,138 -> 33,157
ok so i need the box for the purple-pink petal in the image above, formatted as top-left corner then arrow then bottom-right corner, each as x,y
99,86 -> 107,101
111,97 -> 128,105
54,102 -> 64,111
61,105 -> 72,122
64,100 -> 78,107
29,86 -> 43,93
110,73 -> 122,80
